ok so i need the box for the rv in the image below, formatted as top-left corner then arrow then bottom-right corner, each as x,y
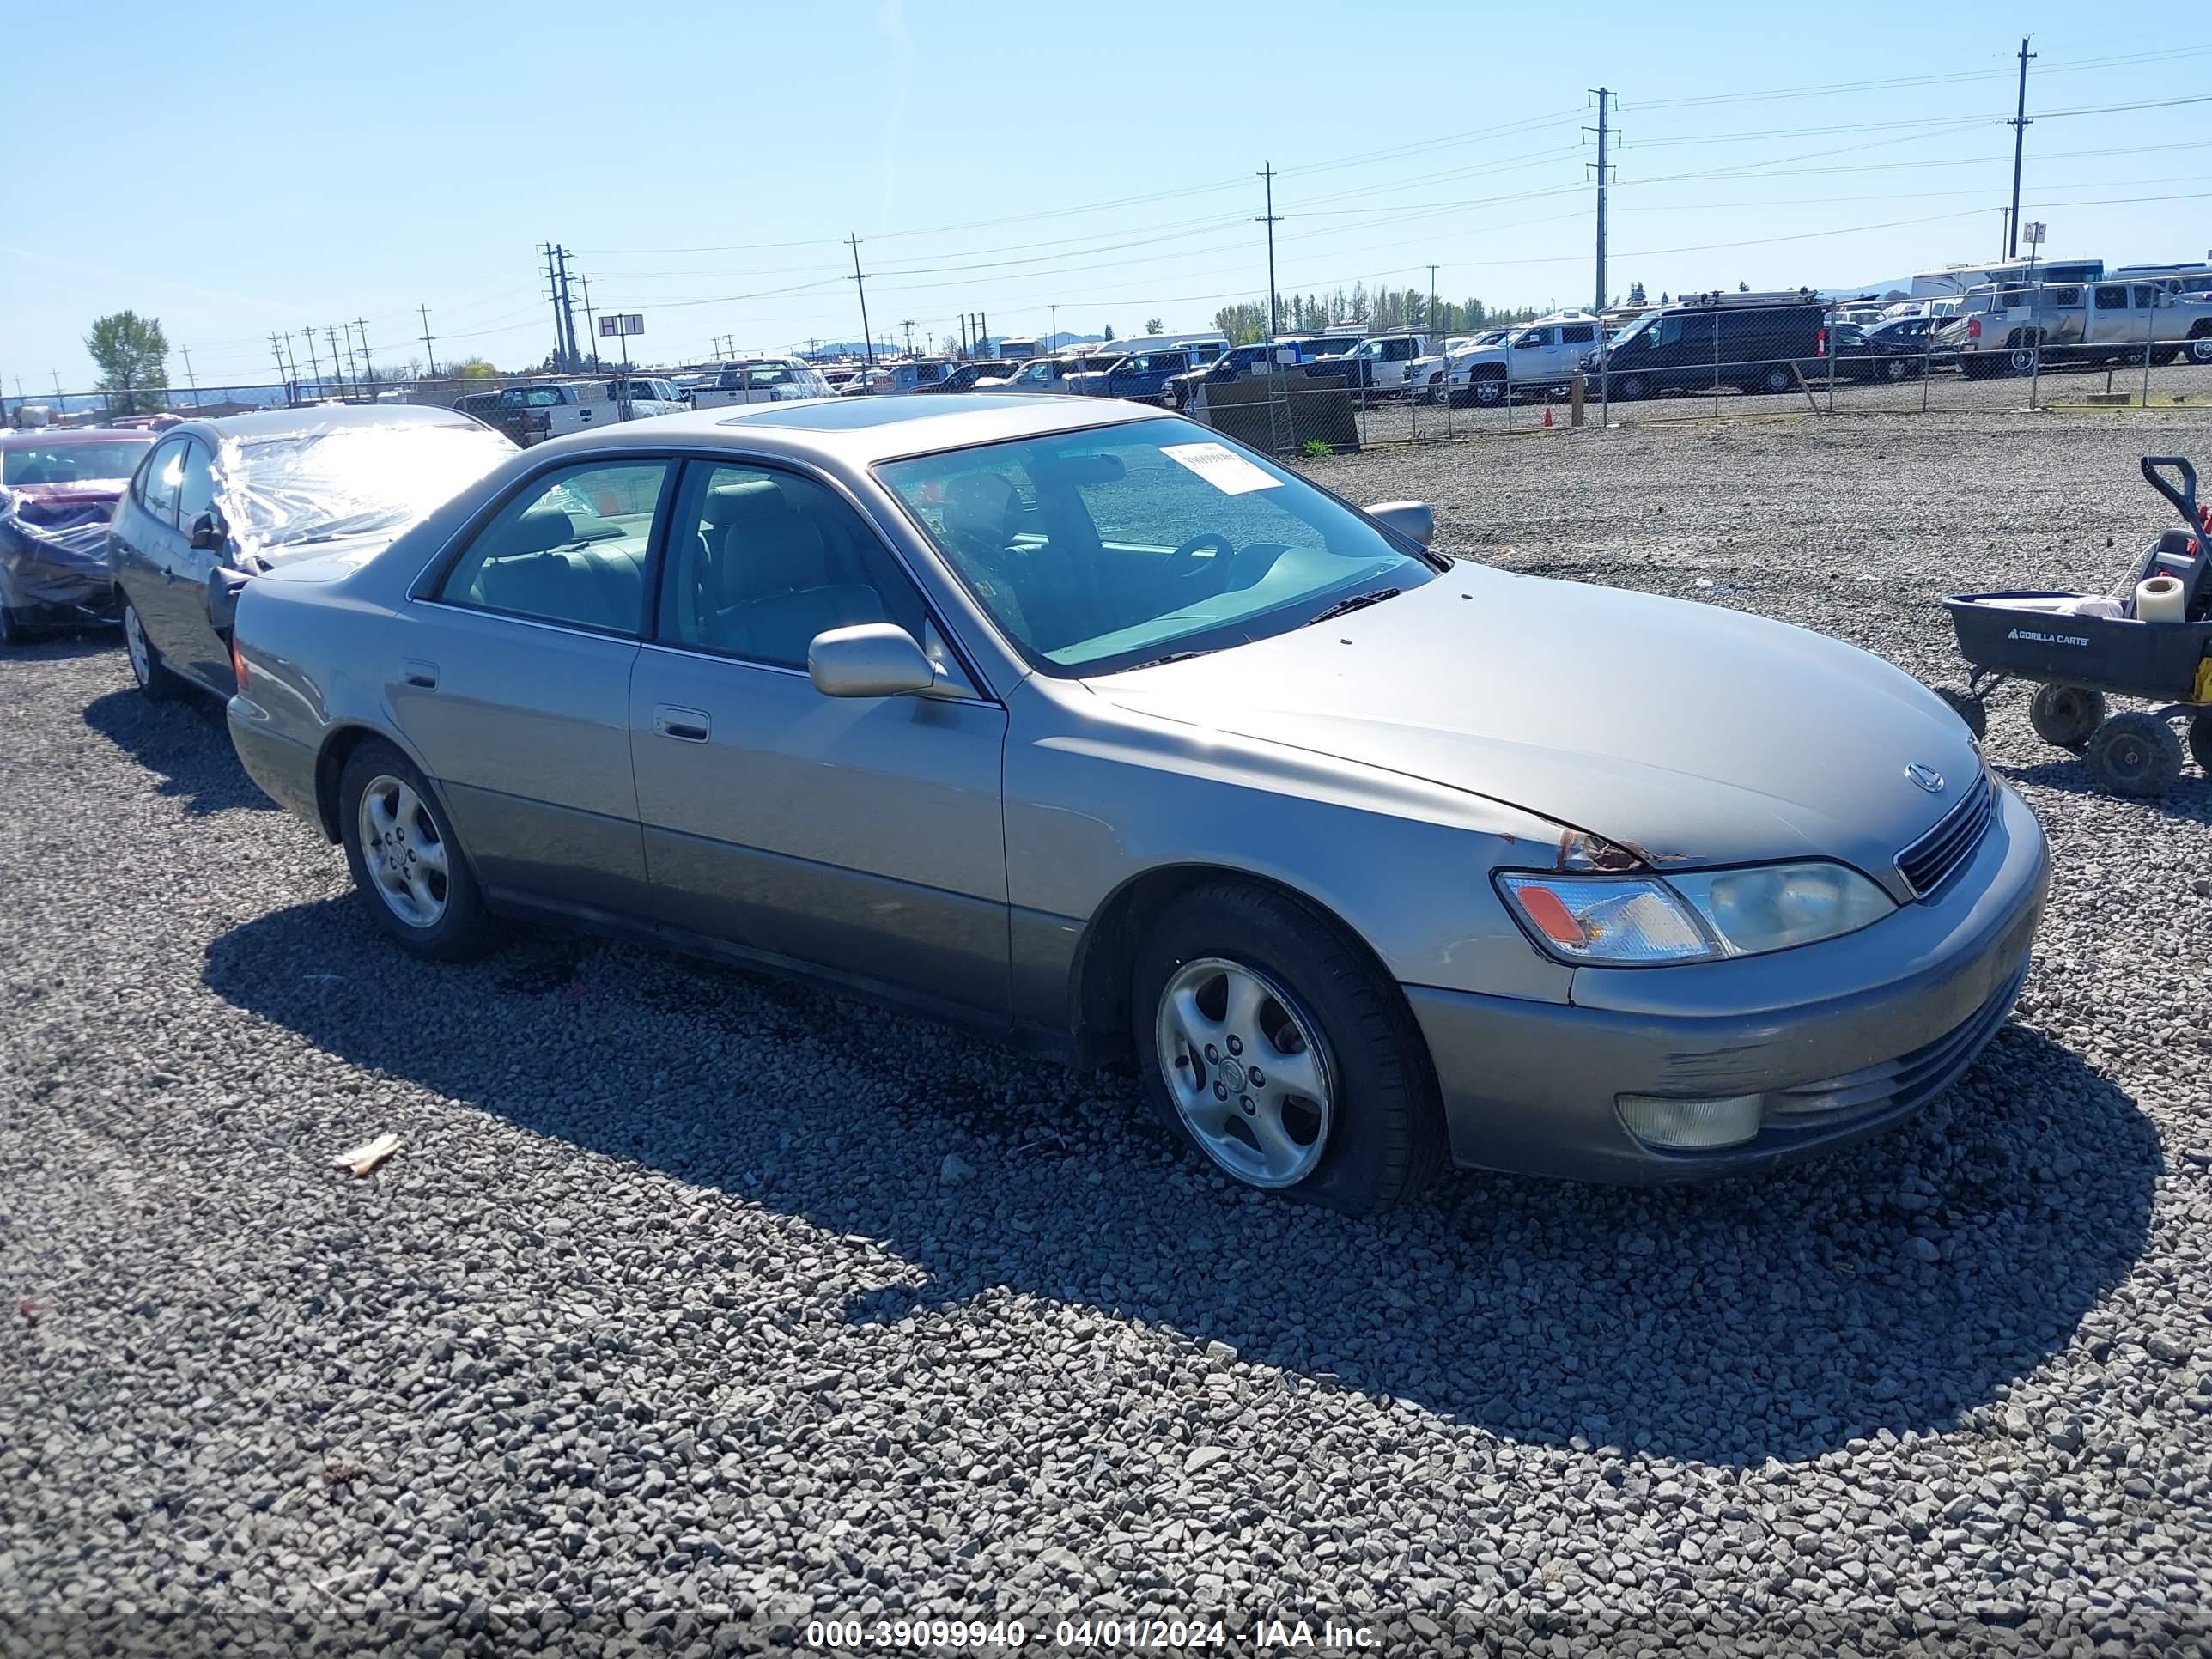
1910,257 -> 2104,299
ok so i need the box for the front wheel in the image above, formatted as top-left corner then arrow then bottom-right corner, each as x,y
1759,363 -> 1794,395
1884,356 -> 1912,382
339,739 -> 496,960
2029,684 -> 2106,750
1468,374 -> 1505,408
2191,335 -> 2212,366
1612,373 -> 1649,402
1133,881 -> 1443,1212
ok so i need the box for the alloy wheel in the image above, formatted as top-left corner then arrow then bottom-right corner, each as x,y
1153,957 -> 1334,1188
358,775 -> 451,928
123,604 -> 151,686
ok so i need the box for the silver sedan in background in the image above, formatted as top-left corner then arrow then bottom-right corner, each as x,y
223,396 -> 2046,1212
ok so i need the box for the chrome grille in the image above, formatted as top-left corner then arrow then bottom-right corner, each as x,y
1765,957 -> 2027,1126
1896,771 -> 1995,898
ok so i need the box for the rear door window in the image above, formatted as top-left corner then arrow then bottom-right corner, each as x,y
435,460 -> 674,636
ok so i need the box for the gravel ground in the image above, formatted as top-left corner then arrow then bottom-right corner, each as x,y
5,407 -> 2212,1658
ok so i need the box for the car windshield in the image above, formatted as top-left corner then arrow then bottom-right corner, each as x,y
3,440 -> 149,486
876,415 -> 1437,677
218,420 -> 515,550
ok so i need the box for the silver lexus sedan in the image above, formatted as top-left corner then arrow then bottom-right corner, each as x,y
224,396 -> 2048,1212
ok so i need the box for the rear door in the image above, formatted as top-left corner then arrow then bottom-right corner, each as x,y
2091,284 -> 2135,349
114,435 -> 195,665
398,455 -> 678,921
1554,322 -> 1598,380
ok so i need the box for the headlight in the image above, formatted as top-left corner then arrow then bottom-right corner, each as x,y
1498,860 -> 1893,966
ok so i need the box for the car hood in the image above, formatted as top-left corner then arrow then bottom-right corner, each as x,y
1087,571 -> 1979,882
250,527 -> 404,580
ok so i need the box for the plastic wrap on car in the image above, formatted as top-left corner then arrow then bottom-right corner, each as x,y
0,486 -> 117,606
208,418 -> 516,560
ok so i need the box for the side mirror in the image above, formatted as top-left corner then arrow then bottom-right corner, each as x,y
1366,501 -> 1434,548
808,623 -> 939,699
188,510 -> 225,551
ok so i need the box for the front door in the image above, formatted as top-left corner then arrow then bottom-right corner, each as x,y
398,456 -> 677,921
629,457 -> 1011,1018
114,435 -> 195,666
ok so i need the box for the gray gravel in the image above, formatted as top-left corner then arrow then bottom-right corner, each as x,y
6,406 -> 2212,1657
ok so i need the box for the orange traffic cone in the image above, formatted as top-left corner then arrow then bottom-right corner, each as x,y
1542,404 -> 1554,428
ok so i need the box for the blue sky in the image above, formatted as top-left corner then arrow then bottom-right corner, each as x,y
7,1 -> 2209,390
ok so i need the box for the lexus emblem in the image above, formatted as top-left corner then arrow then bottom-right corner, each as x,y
1905,763 -> 1946,793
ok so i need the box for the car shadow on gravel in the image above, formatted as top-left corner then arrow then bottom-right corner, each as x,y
82,687 -> 276,817
204,900 -> 2159,1468
1996,757 -> 2212,823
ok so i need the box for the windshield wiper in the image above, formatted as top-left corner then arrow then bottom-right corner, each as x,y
1305,587 -> 1401,627
1123,649 -> 1211,671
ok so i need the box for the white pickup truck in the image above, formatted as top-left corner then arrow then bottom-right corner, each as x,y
688,358 -> 833,408
1941,280 -> 2212,376
1450,312 -> 1607,406
489,378 -> 686,441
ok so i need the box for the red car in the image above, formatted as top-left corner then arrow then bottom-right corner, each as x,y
0,427 -> 157,640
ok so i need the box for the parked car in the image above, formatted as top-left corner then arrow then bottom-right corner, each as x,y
111,406 -> 515,702
1326,332 -> 1431,396
453,389 -> 507,418
914,361 -> 1025,394
1860,315 -> 1957,374
1937,280 -> 2212,375
1063,346 -> 1194,404
0,428 -> 157,639
1454,315 -> 1603,407
1164,343 -> 1306,412
223,396 -> 2047,1212
489,379 -> 686,443
1587,291 -> 1828,399
989,354 -> 1121,394
1405,331 -> 1504,402
1808,322 -> 1932,384
690,359 -> 834,408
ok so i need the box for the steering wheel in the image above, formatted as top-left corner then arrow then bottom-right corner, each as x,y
1160,531 -> 1237,592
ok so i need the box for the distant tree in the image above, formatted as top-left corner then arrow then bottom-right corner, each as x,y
1626,280 -> 1647,304
1349,282 -> 1370,324
1739,281 -> 1750,292
451,357 -> 499,380
1144,316 -> 1163,335
85,311 -> 170,415
1212,302 -> 1268,344
1661,292 -> 1671,304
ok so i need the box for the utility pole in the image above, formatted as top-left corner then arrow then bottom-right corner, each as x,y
329,325 -> 351,396
576,274 -> 597,364
352,319 -> 375,388
270,334 -> 290,403
301,328 -> 321,394
979,311 -> 988,355
1256,161 -> 1281,341
848,234 -> 875,368
901,319 -> 915,356
180,345 -> 200,407
52,370 -> 64,403
2007,38 -> 2034,259
418,305 -> 438,380
1049,304 -> 1059,349
555,246 -> 580,367
543,244 -> 568,368
1587,88 -> 1614,313
1427,264 -> 1438,336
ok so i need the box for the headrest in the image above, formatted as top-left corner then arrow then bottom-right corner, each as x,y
702,478 -> 787,527
942,472 -> 1017,543
505,508 -> 578,556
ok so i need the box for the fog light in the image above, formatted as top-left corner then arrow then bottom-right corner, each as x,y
1617,1093 -> 1763,1152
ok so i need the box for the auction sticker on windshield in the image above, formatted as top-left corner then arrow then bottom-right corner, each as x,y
1161,441 -> 1280,495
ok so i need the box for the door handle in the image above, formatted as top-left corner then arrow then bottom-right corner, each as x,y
401,659 -> 439,690
653,705 -> 709,743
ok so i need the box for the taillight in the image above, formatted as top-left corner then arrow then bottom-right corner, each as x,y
230,635 -> 249,691
1815,328 -> 1826,357
1966,317 -> 1982,340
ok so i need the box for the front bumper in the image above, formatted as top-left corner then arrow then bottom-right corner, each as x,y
1407,783 -> 2050,1182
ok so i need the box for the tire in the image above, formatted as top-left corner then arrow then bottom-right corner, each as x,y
0,605 -> 35,647
120,597 -> 184,702
338,738 -> 496,961
2006,343 -> 2039,376
2191,711 -> 2212,775
1469,374 -> 1506,408
1613,373 -> 1650,402
2191,335 -> 2212,366
1930,684 -> 1987,739
2085,710 -> 2183,799
1884,356 -> 1911,382
1759,363 -> 1793,395
2028,684 -> 2106,750
1133,880 -> 1444,1214
2153,347 -> 2182,368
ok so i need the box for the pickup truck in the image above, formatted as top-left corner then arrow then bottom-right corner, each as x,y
689,358 -> 832,407
1452,313 -> 1605,406
1316,332 -> 1430,396
487,378 -> 686,443
1940,280 -> 2212,376
1406,331 -> 1508,402
1064,345 -> 1194,404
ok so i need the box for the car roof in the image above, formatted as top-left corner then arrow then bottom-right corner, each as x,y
524,392 -> 1166,466
0,426 -> 159,448
169,403 -> 480,441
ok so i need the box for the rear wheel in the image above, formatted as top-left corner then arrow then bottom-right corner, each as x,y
1133,881 -> 1443,1213
121,598 -> 183,701
1759,363 -> 1794,395
2028,684 -> 2106,750
1884,356 -> 1912,382
2191,335 -> 2212,366
339,739 -> 496,960
2085,711 -> 2182,799
1612,372 -> 1650,402
2189,711 -> 2212,775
